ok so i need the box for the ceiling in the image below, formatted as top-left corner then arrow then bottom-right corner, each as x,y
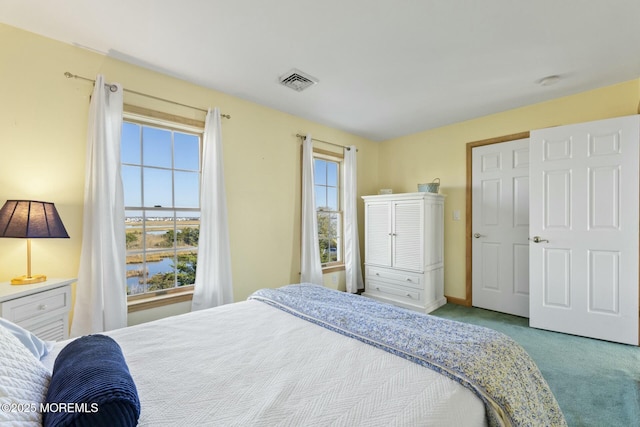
2,0 -> 640,141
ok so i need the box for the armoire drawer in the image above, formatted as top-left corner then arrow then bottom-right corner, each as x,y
366,280 -> 423,304
366,266 -> 423,290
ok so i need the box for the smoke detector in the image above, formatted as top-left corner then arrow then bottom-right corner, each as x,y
279,68 -> 318,92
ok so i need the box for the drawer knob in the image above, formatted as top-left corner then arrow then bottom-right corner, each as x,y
375,286 -> 380,291
406,293 -> 412,298
375,272 -> 380,276
406,278 -> 412,282
38,304 -> 48,311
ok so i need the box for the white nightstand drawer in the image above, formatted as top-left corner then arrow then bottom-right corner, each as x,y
0,286 -> 71,324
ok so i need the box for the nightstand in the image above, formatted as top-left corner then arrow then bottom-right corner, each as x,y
0,278 -> 75,341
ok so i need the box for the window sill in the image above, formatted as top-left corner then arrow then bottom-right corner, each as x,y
127,286 -> 194,313
322,264 -> 345,274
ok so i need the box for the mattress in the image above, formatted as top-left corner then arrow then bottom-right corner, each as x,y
42,299 -> 486,426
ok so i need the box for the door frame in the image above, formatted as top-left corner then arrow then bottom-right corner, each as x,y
457,131 -> 530,307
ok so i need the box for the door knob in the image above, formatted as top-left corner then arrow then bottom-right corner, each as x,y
473,233 -> 484,238
529,236 -> 549,243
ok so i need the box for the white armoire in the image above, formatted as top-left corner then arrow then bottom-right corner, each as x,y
362,192 -> 446,313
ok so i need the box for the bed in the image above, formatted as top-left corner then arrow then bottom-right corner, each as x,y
2,284 -> 565,426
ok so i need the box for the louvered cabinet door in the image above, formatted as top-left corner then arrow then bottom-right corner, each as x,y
364,201 -> 392,267
392,200 -> 424,271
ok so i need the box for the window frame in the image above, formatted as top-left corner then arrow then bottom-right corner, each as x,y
122,107 -> 204,302
312,148 -> 345,271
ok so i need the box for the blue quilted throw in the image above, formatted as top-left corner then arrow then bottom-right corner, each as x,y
249,284 -> 566,427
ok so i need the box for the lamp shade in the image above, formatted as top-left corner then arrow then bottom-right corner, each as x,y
0,200 -> 70,239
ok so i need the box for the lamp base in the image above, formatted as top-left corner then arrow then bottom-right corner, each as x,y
11,274 -> 47,285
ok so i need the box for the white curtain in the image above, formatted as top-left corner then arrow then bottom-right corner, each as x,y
344,146 -> 364,293
300,135 -> 323,285
71,75 -> 127,337
192,108 -> 234,310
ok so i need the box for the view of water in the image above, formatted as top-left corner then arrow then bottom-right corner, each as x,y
127,256 -> 174,294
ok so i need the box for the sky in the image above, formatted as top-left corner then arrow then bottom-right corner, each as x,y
314,158 -> 338,210
121,122 -> 200,217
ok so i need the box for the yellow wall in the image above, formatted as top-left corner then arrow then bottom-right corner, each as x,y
379,79 -> 640,300
2,23 -> 639,324
0,25 -> 379,323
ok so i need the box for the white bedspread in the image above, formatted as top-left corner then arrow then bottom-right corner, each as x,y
43,300 -> 486,426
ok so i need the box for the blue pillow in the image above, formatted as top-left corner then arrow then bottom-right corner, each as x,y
43,334 -> 140,427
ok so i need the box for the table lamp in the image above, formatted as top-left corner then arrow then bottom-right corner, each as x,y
0,200 -> 70,285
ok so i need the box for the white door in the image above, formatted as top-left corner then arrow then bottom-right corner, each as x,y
472,139 -> 530,317
529,115 -> 639,345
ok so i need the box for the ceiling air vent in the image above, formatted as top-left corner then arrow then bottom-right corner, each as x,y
279,69 -> 318,92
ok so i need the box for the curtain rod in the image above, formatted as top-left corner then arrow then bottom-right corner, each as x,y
64,72 -> 231,119
296,134 -> 357,151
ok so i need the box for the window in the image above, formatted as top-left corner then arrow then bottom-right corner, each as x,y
121,115 -> 203,296
314,150 -> 343,267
